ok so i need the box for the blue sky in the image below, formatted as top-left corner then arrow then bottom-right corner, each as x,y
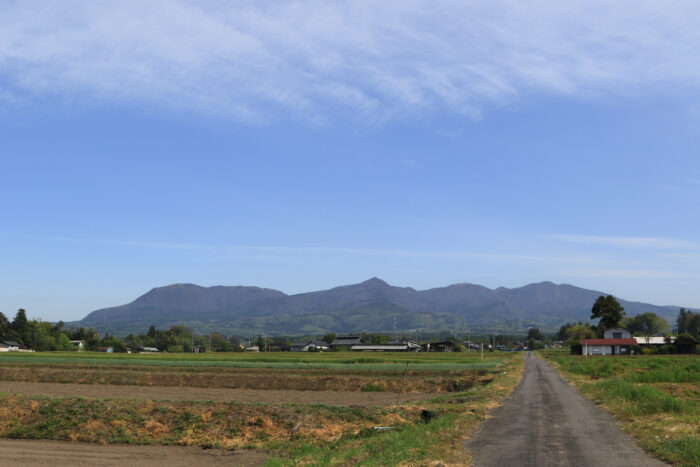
1,1 -> 700,321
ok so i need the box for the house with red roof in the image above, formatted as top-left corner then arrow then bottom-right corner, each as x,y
581,327 -> 635,356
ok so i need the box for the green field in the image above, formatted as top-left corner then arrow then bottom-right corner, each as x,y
541,351 -> 699,467
0,351 -> 501,371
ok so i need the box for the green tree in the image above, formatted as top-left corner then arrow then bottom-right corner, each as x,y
527,328 -> 543,341
557,323 -> 573,341
689,314 -> 700,340
0,312 -> 9,337
209,332 -> 230,351
674,333 -> 697,354
101,337 -> 127,353
322,333 -> 337,345
676,308 -> 699,339
11,308 -> 29,343
228,335 -> 242,349
591,295 -> 625,331
55,333 -> 73,351
566,324 -> 595,342
255,335 -> 266,351
623,312 -> 670,337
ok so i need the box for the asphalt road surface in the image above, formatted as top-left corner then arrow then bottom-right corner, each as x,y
468,352 -> 667,467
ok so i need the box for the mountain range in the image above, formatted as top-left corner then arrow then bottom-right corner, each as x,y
68,278 -> 685,336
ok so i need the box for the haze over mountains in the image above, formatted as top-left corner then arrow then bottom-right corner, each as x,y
69,278 -> 684,336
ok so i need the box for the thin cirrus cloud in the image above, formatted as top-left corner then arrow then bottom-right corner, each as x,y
548,234 -> 700,250
41,235 -> 607,265
1,1 -> 699,124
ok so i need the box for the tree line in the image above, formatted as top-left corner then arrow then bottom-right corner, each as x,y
1,309 -> 93,351
556,296 -> 698,354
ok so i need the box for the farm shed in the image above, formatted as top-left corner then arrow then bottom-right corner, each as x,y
580,338 -> 636,356
633,336 -> 675,346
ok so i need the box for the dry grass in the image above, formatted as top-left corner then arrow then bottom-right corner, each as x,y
0,364 -> 482,393
0,394 -> 417,449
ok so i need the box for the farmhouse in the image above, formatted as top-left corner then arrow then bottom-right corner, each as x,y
0,341 -> 20,352
330,336 -> 363,350
581,327 -> 635,356
290,341 -> 329,352
351,341 -> 420,352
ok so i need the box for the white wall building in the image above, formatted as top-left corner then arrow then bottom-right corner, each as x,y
581,327 -> 635,356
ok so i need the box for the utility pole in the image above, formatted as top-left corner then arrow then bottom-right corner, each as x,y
481,341 -> 483,359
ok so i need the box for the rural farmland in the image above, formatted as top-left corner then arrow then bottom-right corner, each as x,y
0,351 -> 524,465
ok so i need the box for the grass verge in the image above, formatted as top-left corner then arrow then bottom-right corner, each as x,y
540,351 -> 699,467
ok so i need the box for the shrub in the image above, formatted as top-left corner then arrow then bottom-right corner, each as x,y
570,342 -> 582,355
674,333 -> 697,354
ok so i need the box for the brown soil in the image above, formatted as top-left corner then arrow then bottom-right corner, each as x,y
0,381 -> 442,406
0,438 -> 266,466
0,365 -> 476,392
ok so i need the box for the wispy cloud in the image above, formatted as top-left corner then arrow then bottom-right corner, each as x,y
547,234 -> 700,250
41,235 -> 607,265
43,236 -> 217,251
2,1 -> 700,123
560,268 -> 692,280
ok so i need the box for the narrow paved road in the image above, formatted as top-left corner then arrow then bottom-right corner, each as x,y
468,352 -> 666,466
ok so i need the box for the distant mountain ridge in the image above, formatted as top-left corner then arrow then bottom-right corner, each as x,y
70,278 -> 685,336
